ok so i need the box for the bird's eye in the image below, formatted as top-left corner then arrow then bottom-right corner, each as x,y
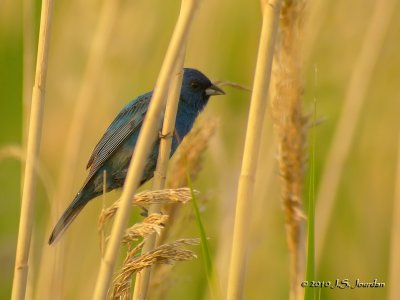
190,81 -> 199,89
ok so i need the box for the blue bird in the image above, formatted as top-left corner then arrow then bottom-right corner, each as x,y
49,68 -> 224,244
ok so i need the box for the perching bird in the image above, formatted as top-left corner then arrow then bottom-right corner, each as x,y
48,68 -> 224,244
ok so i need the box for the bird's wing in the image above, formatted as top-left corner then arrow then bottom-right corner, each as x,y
86,92 -> 152,180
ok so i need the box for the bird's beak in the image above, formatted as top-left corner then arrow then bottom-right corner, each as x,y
205,84 -> 225,96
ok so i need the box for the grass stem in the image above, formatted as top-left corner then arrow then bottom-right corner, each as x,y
11,0 -> 55,298
226,1 -> 282,299
132,44 -> 186,300
388,134 -> 400,300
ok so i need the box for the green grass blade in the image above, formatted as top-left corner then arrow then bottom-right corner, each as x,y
186,172 -> 220,299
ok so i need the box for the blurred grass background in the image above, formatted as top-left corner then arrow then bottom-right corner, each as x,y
1,0 -> 400,299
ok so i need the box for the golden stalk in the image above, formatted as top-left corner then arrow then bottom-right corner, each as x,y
92,0 -> 200,297
133,47 -> 186,300
270,1 -> 307,299
388,134 -> 400,300
11,0 -> 55,298
22,0 -> 35,160
226,1 -> 282,299
315,0 -> 397,264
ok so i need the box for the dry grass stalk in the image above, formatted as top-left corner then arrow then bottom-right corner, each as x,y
226,1 -> 282,299
270,1 -> 307,299
11,0 -> 54,298
111,239 -> 199,299
389,135 -> 400,300
121,214 -> 169,244
134,49 -> 186,299
97,188 -> 194,232
315,0 -> 397,265
93,0 -> 201,296
22,0 -> 35,163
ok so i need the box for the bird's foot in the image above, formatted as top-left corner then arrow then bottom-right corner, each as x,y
139,206 -> 148,217
159,130 -> 173,139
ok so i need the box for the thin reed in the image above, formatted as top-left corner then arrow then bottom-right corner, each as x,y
226,1 -> 282,299
11,0 -> 55,298
134,47 -> 186,299
388,135 -> 400,300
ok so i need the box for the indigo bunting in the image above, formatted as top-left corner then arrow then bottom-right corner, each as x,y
49,68 -> 224,244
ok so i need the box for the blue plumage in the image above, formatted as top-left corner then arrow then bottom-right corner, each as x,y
49,68 -> 224,244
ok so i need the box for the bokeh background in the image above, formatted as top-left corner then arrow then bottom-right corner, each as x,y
1,0 -> 400,299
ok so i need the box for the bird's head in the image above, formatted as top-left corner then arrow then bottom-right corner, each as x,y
180,68 -> 225,111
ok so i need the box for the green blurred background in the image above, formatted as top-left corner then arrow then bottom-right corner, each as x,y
1,0 -> 400,299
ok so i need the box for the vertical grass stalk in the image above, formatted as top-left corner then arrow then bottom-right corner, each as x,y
22,0 -> 35,160
11,0 -> 55,298
315,0 -> 397,264
388,134 -> 400,300
92,0 -> 200,298
226,1 -> 282,299
132,47 -> 186,299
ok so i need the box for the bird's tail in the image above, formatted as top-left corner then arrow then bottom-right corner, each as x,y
48,192 -> 91,245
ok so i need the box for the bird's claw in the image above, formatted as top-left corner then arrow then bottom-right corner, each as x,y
159,130 -> 173,139
139,206 -> 148,217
